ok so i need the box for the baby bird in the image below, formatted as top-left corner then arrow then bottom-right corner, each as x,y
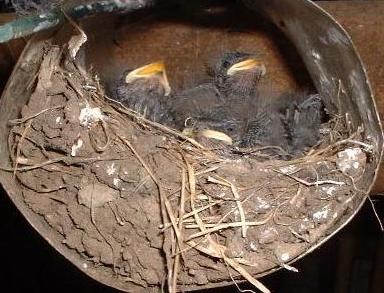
213,51 -> 266,101
169,51 -> 266,130
239,95 -> 289,154
282,93 -> 325,155
115,62 -> 172,123
240,93 -> 325,157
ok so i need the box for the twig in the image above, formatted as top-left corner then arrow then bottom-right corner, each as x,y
206,185 -> 269,232
312,135 -> 372,157
160,200 -> 224,231
1,156 -> 68,172
223,255 -> 270,293
13,120 -> 32,176
273,169 -> 345,186
66,77 -> 84,99
11,130 -> 50,158
368,196 -> 384,231
225,262 -> 257,293
207,176 -> 248,237
289,185 -> 302,206
8,105 -> 64,125
186,214 -> 273,241
195,165 -> 221,176
109,202 -> 125,226
171,169 -> 187,293
62,9 -> 88,60
186,240 -> 270,293
288,227 -> 310,243
1,155 -> 132,172
236,145 -> 291,157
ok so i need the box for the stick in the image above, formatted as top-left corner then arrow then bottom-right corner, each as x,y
13,120 -> 32,176
160,200 -> 223,231
368,196 -> 384,231
207,176 -> 248,237
171,169 -> 187,293
8,105 -> 64,125
1,155 -> 132,172
273,169 -> 345,186
186,215 -> 273,241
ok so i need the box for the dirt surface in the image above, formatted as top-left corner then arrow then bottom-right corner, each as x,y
4,44 -> 376,292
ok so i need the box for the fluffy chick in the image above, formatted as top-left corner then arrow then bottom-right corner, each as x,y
213,51 -> 266,100
115,62 -> 172,123
169,51 -> 266,131
239,96 -> 289,154
282,93 -> 325,155
240,93 -> 325,156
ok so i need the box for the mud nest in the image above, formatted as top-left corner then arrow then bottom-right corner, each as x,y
4,42 -> 377,292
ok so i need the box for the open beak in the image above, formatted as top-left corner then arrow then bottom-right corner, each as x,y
182,128 -> 233,145
125,62 -> 171,96
227,58 -> 266,76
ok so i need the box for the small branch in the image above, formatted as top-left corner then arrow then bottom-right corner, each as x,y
273,169 -> 345,187
207,176 -> 248,237
1,155 -> 132,172
13,120 -> 32,176
160,200 -> 223,231
186,213 -> 273,241
368,196 -> 384,232
171,169 -> 187,293
8,105 -> 64,125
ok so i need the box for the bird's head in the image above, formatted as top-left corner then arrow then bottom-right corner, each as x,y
214,51 -> 266,95
125,61 -> 171,96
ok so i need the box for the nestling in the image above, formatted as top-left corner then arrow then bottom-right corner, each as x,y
169,51 -> 266,135
282,93 -> 325,155
114,62 -> 172,123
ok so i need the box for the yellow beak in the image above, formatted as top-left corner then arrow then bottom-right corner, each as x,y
182,128 -> 233,145
125,62 -> 171,96
227,58 -> 266,76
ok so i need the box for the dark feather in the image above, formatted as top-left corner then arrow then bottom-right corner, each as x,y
168,83 -> 223,128
240,110 -> 288,150
114,76 -> 171,123
190,105 -> 244,143
214,51 -> 264,98
282,94 -> 325,154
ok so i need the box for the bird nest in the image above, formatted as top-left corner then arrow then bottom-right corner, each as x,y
3,38 -> 378,293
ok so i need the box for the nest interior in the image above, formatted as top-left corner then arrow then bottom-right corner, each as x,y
0,2 -> 382,293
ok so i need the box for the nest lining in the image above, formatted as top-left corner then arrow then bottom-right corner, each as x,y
4,42 -> 376,293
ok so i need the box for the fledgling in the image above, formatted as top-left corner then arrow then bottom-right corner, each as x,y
114,62 -> 172,123
239,96 -> 289,153
240,93 -> 325,156
169,51 -> 266,132
282,93 -> 325,155
213,51 -> 266,101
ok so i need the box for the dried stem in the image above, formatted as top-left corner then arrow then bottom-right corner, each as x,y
8,105 -> 64,125
171,169 -> 187,293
